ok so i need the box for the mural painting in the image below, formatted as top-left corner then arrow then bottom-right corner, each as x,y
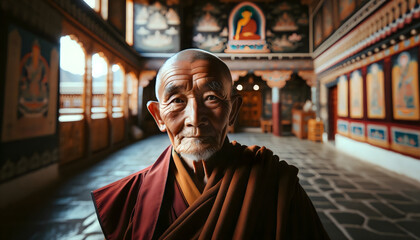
193,2 -> 227,53
338,0 -> 356,22
267,2 -> 309,53
267,2 -> 309,52
225,2 -> 269,53
337,119 -> 349,136
391,48 -> 420,120
350,122 -> 365,141
314,9 -> 323,47
350,69 -> 363,118
322,0 -> 334,38
1,24 -> 59,183
367,61 -> 386,119
2,25 -> 58,142
134,1 -> 180,53
367,124 -> 388,148
391,127 -> 420,157
193,1 -> 309,53
337,75 -> 348,117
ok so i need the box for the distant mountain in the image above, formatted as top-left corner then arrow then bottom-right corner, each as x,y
60,69 -> 83,82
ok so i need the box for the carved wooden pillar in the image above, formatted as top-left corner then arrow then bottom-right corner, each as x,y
139,70 -> 157,125
255,70 -> 293,136
122,69 -> 129,141
107,61 -> 113,147
298,70 -> 317,113
84,52 -> 93,156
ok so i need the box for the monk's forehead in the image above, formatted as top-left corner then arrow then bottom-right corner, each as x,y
159,59 -> 230,84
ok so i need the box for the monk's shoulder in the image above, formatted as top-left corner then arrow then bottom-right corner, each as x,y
230,141 -> 298,175
92,166 -> 151,204
92,145 -> 171,196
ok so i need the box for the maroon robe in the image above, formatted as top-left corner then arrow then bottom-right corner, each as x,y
92,141 -> 330,240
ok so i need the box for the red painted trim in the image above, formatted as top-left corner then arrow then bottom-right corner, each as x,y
272,102 -> 281,136
338,118 -> 420,160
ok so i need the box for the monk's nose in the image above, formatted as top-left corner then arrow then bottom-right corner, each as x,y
185,99 -> 208,128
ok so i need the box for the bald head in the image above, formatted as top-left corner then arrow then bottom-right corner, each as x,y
155,49 -> 232,101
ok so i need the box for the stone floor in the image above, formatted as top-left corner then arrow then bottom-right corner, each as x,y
1,132 -> 420,240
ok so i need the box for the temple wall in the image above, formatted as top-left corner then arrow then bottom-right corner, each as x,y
313,0 -> 420,180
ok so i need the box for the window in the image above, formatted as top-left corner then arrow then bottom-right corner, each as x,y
59,35 -> 85,122
112,64 -> 124,118
92,53 -> 108,119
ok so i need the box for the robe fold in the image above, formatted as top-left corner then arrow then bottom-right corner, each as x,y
92,141 -> 330,240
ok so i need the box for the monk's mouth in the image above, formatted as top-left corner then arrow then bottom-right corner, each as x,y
184,136 -> 213,139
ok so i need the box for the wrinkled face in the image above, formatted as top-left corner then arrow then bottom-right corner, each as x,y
149,57 -> 240,161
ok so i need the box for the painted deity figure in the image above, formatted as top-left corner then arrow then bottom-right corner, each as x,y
369,64 -> 383,114
234,10 -> 260,40
396,52 -> 415,108
19,40 -> 49,115
351,71 -> 361,109
338,76 -> 348,116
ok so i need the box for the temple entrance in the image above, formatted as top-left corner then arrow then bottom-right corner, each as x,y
234,74 -> 269,129
280,73 -> 311,135
328,85 -> 338,140
238,91 -> 262,127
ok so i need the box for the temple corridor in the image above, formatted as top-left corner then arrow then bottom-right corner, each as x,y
1,133 -> 419,240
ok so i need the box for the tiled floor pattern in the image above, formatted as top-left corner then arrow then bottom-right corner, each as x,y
1,132 -> 420,240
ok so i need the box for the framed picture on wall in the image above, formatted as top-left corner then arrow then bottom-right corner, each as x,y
367,124 -> 389,148
391,126 -> 420,157
391,47 -> 420,120
350,121 -> 365,141
337,119 -> 349,136
2,24 -> 58,142
314,10 -> 323,48
367,61 -> 386,119
337,75 -> 348,117
322,0 -> 334,38
133,3 -> 181,53
338,0 -> 356,22
350,69 -> 363,118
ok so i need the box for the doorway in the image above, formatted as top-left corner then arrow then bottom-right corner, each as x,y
328,85 -> 338,140
238,91 -> 262,127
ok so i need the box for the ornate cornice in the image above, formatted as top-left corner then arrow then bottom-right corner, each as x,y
254,70 -> 293,88
230,70 -> 248,82
139,70 -> 157,88
298,70 -> 317,87
140,52 -> 313,60
49,0 -> 142,68
313,0 -> 386,58
1,0 -> 61,39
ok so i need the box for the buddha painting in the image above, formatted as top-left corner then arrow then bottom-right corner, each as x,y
225,2 -> 269,53
392,49 -> 420,120
234,10 -> 260,40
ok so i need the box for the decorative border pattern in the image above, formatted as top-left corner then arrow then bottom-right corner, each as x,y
350,122 -> 365,141
313,0 -> 386,58
391,126 -> 420,157
337,119 -> 349,136
367,124 -> 389,148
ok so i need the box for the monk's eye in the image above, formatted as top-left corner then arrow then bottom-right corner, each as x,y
205,95 -> 219,101
171,98 -> 184,104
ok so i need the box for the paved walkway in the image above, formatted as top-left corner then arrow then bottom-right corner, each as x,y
2,133 -> 420,240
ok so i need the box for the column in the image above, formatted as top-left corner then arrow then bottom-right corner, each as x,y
84,53 -> 93,156
272,87 -> 281,136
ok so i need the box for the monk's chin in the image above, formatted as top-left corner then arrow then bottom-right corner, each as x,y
179,150 -> 216,162
176,138 -> 220,161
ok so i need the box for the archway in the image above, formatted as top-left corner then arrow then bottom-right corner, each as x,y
233,73 -> 269,128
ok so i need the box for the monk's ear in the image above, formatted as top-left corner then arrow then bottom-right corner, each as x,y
147,101 -> 166,132
229,94 -> 242,126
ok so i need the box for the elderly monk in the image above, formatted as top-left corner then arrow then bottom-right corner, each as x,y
91,49 -> 329,240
